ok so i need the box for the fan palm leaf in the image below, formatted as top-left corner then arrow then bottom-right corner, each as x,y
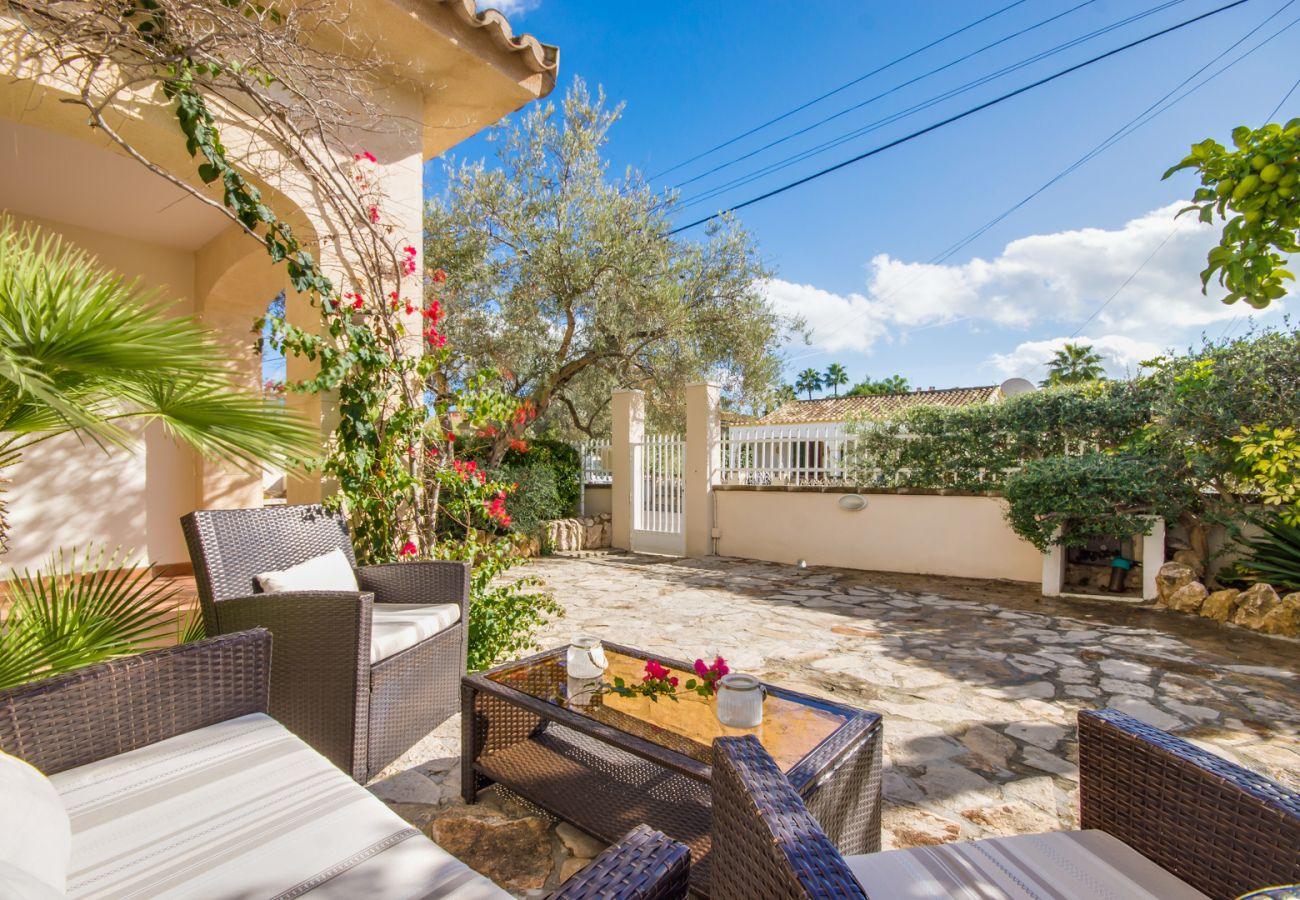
0,216 -> 316,469
0,547 -> 187,689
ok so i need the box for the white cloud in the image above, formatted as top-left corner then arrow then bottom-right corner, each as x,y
487,0 -> 540,18
987,334 -> 1166,382
763,202 -> 1287,360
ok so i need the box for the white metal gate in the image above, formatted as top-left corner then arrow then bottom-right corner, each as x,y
631,434 -> 685,556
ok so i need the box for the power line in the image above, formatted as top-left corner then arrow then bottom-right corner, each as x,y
1070,223 -> 1185,337
777,1 -> 1290,366
668,0 -> 1253,236
674,0 -> 1189,213
671,0 -> 1112,193
648,0 -> 1032,181
1267,72 -> 1300,119
928,1 -> 1297,268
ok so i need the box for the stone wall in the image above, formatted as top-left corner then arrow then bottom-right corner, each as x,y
1155,561 -> 1300,637
545,513 -> 611,552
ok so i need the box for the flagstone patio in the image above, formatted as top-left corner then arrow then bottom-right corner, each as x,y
368,552 -> 1300,897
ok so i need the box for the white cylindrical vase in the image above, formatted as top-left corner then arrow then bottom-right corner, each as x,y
715,673 -> 764,728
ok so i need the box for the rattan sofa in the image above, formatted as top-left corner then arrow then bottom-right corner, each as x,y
0,630 -> 690,899
709,708 -> 1300,899
182,504 -> 467,782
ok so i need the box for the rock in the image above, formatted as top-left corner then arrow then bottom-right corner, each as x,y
1166,581 -> 1208,614
1171,549 -> 1204,576
368,770 -> 447,806
556,822 -> 606,859
1257,592 -> 1300,637
1005,722 -> 1066,750
1200,589 -> 1241,623
960,725 -> 1016,770
886,807 -> 963,848
1232,583 -> 1282,630
1021,746 -> 1079,779
1109,697 -> 1182,731
1155,562 -> 1197,607
560,857 -> 593,883
961,802 -> 1058,835
430,814 -> 553,892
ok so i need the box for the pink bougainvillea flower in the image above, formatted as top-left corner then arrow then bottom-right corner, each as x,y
694,659 -> 708,677
368,206 -> 381,224
399,541 -> 417,557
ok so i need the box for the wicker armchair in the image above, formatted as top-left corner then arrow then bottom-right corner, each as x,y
182,504 -> 469,781
710,709 -> 1300,900
0,631 -> 690,900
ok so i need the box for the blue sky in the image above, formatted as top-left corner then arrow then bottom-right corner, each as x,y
426,0 -> 1298,392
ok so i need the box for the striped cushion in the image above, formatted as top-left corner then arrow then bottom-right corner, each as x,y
50,713 -> 507,899
845,830 -> 1209,899
371,603 -> 461,663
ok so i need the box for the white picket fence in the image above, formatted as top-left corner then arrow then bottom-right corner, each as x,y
720,424 -> 858,486
632,433 -> 684,535
580,440 -> 612,484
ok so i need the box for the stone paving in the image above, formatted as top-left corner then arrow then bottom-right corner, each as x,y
368,552 -> 1300,896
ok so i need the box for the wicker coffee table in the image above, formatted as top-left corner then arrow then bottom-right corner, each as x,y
461,642 -> 882,895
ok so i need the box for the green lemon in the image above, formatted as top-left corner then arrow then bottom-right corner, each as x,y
1252,154 -> 1269,171
1233,174 -> 1260,201
1217,179 -> 1235,197
1260,163 -> 1283,183
1244,209 -> 1262,223
1279,185 -> 1296,199
1279,171 -> 1298,188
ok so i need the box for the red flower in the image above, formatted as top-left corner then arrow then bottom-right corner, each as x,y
694,659 -> 708,677
445,432 -> 456,442
368,206 -> 380,224
399,541 -> 417,557
643,660 -> 671,681
432,268 -> 447,284
509,438 -> 529,453
669,676 -> 679,687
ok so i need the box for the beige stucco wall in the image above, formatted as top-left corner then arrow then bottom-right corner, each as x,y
0,1 -> 556,571
714,489 -> 1044,583
3,214 -> 200,572
583,484 -> 613,518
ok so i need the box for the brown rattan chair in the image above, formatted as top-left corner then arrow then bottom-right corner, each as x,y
0,630 -> 691,900
710,709 -> 1300,900
182,504 -> 468,781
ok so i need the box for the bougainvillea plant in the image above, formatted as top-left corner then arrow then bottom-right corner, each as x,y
607,656 -> 730,703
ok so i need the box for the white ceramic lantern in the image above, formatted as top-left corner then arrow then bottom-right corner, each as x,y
566,634 -> 607,679
715,673 -> 764,728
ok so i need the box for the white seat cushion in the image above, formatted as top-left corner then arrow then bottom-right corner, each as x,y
371,603 -> 461,664
255,548 -> 359,594
0,751 -> 70,896
845,829 -> 1210,899
50,713 -> 507,899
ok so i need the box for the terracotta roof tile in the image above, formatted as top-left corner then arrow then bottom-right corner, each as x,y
757,386 -> 1002,425
439,0 -> 560,95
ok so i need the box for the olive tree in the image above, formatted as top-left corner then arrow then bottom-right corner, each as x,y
424,80 -> 789,458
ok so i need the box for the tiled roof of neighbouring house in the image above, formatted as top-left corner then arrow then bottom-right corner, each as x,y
440,0 -> 560,95
758,386 -> 1003,425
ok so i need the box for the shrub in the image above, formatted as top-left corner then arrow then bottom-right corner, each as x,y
1003,454 -> 1191,552
497,438 -> 582,517
433,531 -> 562,671
494,463 -> 562,539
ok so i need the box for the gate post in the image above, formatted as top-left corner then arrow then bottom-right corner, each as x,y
610,389 -> 644,551
684,382 -> 721,558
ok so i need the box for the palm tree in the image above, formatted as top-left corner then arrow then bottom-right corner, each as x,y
823,362 -> 849,397
773,383 -> 797,404
794,368 -> 823,400
0,218 -> 317,684
1041,342 -> 1107,387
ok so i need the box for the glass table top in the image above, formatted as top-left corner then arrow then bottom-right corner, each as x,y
485,647 -> 852,771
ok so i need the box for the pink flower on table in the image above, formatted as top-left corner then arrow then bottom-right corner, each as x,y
643,660 -> 671,682
694,658 -> 708,678
669,676 -> 679,687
